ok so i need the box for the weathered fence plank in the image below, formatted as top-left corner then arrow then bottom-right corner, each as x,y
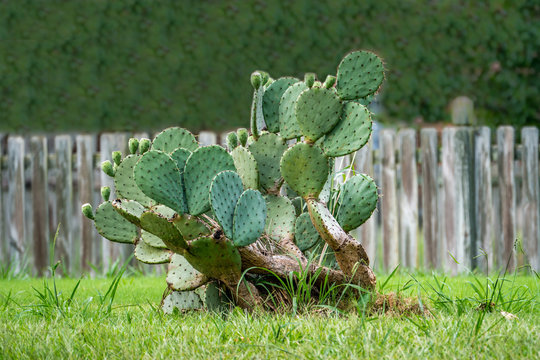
54,135 -> 73,271
521,127 -> 539,271
474,127 -> 492,271
380,129 -> 399,271
6,137 -> 26,271
30,136 -> 49,275
496,127 -> 516,270
198,131 -> 217,146
398,129 -> 418,268
420,128 -> 438,269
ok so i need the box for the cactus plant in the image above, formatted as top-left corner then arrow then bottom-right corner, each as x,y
82,50 -> 383,312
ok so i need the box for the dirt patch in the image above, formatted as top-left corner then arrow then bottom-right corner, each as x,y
368,292 -> 430,317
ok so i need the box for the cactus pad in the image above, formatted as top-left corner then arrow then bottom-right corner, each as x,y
209,171 -> 244,239
280,143 -> 330,199
94,202 -> 138,244
141,230 -> 167,249
264,195 -> 295,241
171,214 -> 211,240
295,87 -> 342,142
151,127 -> 199,153
114,155 -> 156,206
140,210 -> 187,252
231,147 -> 259,189
335,174 -> 378,232
167,254 -> 209,291
232,189 -> 267,247
336,50 -> 384,100
134,240 -> 171,264
262,77 -> 299,133
170,148 -> 191,174
183,235 -> 242,279
294,212 -> 321,251
134,150 -> 187,214
162,290 -> 203,313
279,82 -> 309,139
323,102 -> 372,157
111,199 -> 145,226
248,133 -> 288,191
183,145 -> 236,215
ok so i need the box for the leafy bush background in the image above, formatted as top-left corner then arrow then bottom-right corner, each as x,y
0,0 -> 538,133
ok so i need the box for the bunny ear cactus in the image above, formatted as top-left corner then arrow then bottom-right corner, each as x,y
82,50 -> 384,311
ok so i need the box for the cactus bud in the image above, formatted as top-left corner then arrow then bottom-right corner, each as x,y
112,151 -> 122,166
128,138 -> 139,154
139,138 -> 151,154
226,132 -> 238,150
304,73 -> 316,88
323,75 -> 336,89
237,128 -> 248,147
313,81 -> 322,88
101,160 -> 115,177
81,203 -> 94,220
260,71 -> 269,85
101,186 -> 111,201
250,71 -> 262,90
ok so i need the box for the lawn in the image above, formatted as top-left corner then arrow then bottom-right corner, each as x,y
0,272 -> 538,359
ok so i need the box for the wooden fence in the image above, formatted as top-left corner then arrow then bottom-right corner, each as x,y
0,126 -> 538,276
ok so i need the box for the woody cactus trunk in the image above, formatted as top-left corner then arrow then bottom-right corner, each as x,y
82,50 -> 384,311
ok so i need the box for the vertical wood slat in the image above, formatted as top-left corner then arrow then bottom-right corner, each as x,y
421,129 -> 438,269
76,135 -> 96,272
30,136 -> 49,275
474,127 -> 492,271
380,129 -> 399,271
198,131 -> 217,146
497,127 -> 516,270
6,137 -> 26,271
520,127 -> 538,271
398,129 -> 418,268
353,139 -> 377,265
54,135 -> 74,272
100,133 -> 129,270
334,155 -> 352,185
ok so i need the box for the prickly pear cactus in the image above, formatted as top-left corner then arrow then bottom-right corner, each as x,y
82,50 -> 383,312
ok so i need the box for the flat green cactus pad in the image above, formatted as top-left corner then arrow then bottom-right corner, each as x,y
291,196 -> 305,216
184,145 -> 236,216
231,147 -> 259,189
170,148 -> 191,175
335,174 -> 378,231
197,282 -> 227,311
141,230 -> 168,249
183,235 -> 242,279
279,82 -> 309,140
280,143 -> 330,199
167,254 -> 209,291
323,102 -> 372,157
233,189 -> 267,247
295,87 -> 342,142
264,195 -> 295,241
209,171 -> 244,239
248,133 -> 288,191
151,127 -> 199,153
111,199 -> 145,226
162,290 -> 203,314
94,201 -> 138,244
134,150 -> 187,214
134,240 -> 171,264
113,155 -> 156,206
171,214 -> 211,240
336,50 -> 384,100
262,77 -> 299,133
140,210 -> 187,252
294,212 -> 321,251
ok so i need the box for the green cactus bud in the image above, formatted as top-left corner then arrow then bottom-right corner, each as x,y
236,128 -> 248,147
260,71 -> 269,86
81,203 -> 94,220
101,160 -> 115,177
313,81 -> 322,88
101,186 -> 111,201
323,75 -> 336,89
250,71 -> 262,90
112,151 -> 122,166
304,73 -> 316,88
128,138 -> 139,154
139,138 -> 151,154
226,132 -> 238,150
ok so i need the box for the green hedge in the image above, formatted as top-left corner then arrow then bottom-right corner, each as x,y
0,0 -> 537,133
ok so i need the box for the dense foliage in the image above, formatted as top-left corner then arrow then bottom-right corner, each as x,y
1,0 -> 537,133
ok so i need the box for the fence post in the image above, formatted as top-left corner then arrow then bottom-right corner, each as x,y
496,127 -> 516,271
398,129 -> 418,268
420,128 -> 438,269
30,136 -> 49,275
521,127 -> 538,271
380,129 -> 399,271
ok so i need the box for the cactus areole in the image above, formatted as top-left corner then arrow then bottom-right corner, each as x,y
82,50 -> 383,312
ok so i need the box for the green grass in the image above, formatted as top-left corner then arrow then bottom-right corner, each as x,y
0,272 -> 537,359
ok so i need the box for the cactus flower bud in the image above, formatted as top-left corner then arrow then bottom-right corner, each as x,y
128,138 -> 139,154
101,186 -> 111,201
237,128 -> 248,147
304,73 -> 316,88
81,203 -> 94,220
250,71 -> 262,90
139,138 -> 151,154
112,151 -> 122,166
323,75 -> 336,89
226,132 -> 238,150
101,160 -> 115,177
